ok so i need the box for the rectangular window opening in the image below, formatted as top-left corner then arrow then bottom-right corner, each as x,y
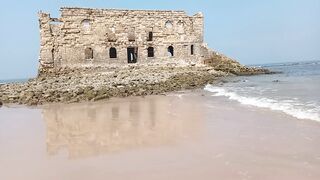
147,32 -> 153,41
191,45 -> 194,55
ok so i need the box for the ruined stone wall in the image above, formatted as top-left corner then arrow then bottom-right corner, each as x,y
39,7 -> 209,73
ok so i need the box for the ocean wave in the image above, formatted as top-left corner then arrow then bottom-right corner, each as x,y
257,60 -> 320,68
204,84 -> 320,122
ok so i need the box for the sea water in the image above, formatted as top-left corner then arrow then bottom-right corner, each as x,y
0,78 -> 28,84
205,61 -> 320,122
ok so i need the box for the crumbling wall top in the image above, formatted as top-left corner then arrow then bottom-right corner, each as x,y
58,7 -> 195,17
60,7 -> 186,13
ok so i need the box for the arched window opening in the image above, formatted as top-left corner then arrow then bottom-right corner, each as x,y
82,19 -> 91,31
109,47 -> 117,58
107,33 -> 117,42
165,21 -> 173,29
147,32 -> 153,41
107,27 -> 117,42
177,20 -> 185,33
128,28 -> 135,42
128,33 -> 135,42
85,47 -> 93,60
191,45 -> 194,55
148,47 -> 154,57
168,46 -> 174,57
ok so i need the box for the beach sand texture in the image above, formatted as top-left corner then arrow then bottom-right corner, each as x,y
1,91 -> 320,180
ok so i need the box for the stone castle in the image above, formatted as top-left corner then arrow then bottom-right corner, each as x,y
38,7 -> 213,73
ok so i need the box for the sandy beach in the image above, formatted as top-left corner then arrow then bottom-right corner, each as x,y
0,0 -> 318,179
1,90 -> 320,180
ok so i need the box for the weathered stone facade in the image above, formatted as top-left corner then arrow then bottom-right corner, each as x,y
38,7 -> 211,73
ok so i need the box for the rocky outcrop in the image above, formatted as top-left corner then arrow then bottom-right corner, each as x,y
0,65 -> 226,106
204,52 -> 272,75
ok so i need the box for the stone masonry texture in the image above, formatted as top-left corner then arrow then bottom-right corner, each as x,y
38,7 -> 213,74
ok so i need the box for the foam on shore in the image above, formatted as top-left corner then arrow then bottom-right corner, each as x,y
204,84 -> 320,122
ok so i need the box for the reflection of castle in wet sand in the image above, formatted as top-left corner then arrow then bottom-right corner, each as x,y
43,96 -> 204,159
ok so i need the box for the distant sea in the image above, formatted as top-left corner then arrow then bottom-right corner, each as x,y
205,60 -> 320,122
0,78 -> 29,84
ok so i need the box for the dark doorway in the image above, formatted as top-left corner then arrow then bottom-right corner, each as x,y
168,46 -> 174,57
85,47 -> 93,59
147,47 -> 154,57
127,47 -> 138,63
110,47 -> 117,58
191,45 -> 194,55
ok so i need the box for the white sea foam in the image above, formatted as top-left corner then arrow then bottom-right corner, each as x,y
204,84 -> 320,122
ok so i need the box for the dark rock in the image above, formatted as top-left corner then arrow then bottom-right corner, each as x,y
93,94 -> 109,101
85,90 -> 97,100
69,98 -> 80,103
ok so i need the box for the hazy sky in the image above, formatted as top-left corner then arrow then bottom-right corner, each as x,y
0,0 -> 319,79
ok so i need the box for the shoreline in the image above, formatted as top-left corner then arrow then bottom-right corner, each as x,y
1,65 -> 225,106
0,63 -> 271,106
0,63 -> 270,106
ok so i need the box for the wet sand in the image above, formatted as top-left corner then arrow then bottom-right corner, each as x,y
1,90 -> 320,180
